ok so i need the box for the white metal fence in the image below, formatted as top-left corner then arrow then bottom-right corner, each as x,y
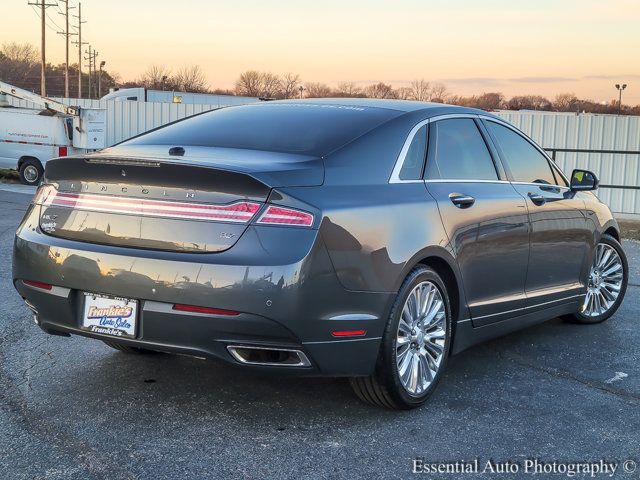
5,95 -> 640,214
496,111 -> 640,215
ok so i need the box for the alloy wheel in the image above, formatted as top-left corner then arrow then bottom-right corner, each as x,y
396,281 -> 447,396
582,243 -> 624,317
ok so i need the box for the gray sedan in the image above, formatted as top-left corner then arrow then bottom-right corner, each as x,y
12,99 -> 628,409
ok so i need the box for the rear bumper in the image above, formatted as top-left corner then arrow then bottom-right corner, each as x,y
13,208 -> 393,375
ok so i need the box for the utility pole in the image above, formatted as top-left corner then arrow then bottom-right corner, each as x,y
72,2 -> 87,98
84,46 -> 98,99
28,0 -> 57,96
57,0 -> 77,98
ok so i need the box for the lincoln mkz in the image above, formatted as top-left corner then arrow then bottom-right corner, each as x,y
13,99 -> 628,409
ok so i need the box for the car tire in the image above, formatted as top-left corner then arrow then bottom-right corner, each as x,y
350,265 -> 452,409
562,234 -> 628,324
19,158 -> 44,186
103,340 -> 156,354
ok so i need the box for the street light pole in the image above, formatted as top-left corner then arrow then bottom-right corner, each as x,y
615,83 -> 627,115
98,60 -> 105,98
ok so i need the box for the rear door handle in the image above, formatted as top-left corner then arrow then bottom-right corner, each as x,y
528,192 -> 546,205
449,193 -> 475,208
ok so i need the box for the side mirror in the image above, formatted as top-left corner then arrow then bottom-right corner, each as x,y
570,169 -> 599,191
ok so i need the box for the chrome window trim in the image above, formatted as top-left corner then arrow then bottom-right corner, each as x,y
425,179 -> 510,184
480,116 -> 571,186
389,113 -> 483,184
511,181 -> 570,191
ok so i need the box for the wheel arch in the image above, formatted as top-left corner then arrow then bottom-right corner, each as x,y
18,156 -> 43,169
397,247 -> 469,356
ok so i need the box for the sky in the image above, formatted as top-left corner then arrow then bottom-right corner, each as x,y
3,0 -> 640,103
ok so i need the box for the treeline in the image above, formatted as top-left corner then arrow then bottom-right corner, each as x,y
3,42 -> 638,115
0,42 -> 118,98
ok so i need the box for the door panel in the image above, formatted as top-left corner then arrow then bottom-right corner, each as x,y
482,119 -> 591,306
511,183 -> 590,304
427,181 -> 530,326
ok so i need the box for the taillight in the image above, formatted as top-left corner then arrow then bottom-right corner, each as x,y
32,184 -> 56,206
256,206 -> 314,227
58,146 -> 68,157
172,304 -> 240,316
34,184 -> 261,223
22,279 -> 53,290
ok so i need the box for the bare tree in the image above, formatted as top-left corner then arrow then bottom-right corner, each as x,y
409,79 -> 431,101
364,82 -> 396,99
0,42 -> 39,86
280,73 -> 301,99
305,82 -> 333,98
554,93 -> 579,112
334,82 -> 362,97
395,87 -> 414,100
506,95 -> 552,111
139,65 -> 174,90
235,70 -> 264,97
174,65 -> 208,93
474,92 -> 504,110
260,72 -> 282,98
429,83 -> 448,102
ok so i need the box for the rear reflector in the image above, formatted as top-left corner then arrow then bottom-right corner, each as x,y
331,330 -> 367,337
172,304 -> 240,316
256,206 -> 314,227
34,185 -> 261,223
22,280 -> 53,291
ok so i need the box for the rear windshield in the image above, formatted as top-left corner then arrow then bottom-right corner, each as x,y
122,103 -> 399,156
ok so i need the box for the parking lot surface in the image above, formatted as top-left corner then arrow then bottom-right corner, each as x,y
0,187 -> 638,479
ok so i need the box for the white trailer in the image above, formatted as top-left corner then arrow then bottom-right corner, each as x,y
0,82 -> 106,185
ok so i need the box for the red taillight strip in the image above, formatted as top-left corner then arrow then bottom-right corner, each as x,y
22,280 -> 53,291
331,330 -> 367,337
40,189 -> 261,223
173,304 -> 240,316
257,206 -> 314,227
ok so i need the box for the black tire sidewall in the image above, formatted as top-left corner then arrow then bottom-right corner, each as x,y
19,160 -> 44,186
377,266 -> 452,408
574,234 -> 628,324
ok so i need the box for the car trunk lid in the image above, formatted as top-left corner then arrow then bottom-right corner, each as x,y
37,149 -> 322,253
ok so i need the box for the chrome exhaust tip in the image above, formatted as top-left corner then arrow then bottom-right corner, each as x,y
23,299 -> 39,324
227,345 -> 311,367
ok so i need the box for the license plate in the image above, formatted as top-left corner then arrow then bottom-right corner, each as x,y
82,293 -> 138,338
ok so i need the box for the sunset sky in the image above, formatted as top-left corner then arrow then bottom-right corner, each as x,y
3,0 -> 640,103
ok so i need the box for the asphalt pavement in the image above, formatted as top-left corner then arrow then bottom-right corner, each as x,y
0,186 -> 638,480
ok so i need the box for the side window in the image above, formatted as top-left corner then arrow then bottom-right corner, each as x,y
399,125 -> 427,180
424,119 -> 498,181
485,121 -> 558,185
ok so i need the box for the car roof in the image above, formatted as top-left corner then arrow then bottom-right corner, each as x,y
268,97 -> 496,118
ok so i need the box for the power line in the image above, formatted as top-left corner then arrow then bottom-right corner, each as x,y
27,0 -> 58,95
71,1 -> 87,98
57,0 -> 77,97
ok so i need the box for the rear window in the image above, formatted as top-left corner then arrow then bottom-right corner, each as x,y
122,103 -> 399,156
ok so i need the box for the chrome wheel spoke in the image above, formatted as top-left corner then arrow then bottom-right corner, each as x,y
583,243 -> 624,317
396,280 -> 447,395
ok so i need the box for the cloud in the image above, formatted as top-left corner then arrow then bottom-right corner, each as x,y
583,74 -> 640,80
438,77 -> 504,86
509,76 -> 576,83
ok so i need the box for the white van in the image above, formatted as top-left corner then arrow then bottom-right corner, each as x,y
0,106 -> 80,185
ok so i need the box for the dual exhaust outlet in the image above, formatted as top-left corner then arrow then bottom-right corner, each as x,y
227,345 -> 311,367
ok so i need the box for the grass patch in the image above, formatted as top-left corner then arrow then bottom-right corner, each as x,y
619,220 -> 640,241
0,169 -> 19,183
